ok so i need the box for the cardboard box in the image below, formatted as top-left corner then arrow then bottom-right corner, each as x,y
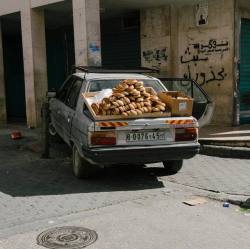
158,91 -> 193,116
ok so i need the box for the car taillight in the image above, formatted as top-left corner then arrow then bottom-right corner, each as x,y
91,131 -> 116,145
175,128 -> 198,142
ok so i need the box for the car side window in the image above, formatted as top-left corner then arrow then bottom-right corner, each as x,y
65,79 -> 83,109
57,76 -> 76,103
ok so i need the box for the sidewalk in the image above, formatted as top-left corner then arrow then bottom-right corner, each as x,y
199,124 -> 250,158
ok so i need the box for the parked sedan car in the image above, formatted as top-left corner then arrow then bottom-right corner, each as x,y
48,67 -> 213,178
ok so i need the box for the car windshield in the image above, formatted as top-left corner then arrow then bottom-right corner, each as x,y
88,79 -> 166,93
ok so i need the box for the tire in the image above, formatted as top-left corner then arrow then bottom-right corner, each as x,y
72,145 -> 99,179
162,160 -> 183,175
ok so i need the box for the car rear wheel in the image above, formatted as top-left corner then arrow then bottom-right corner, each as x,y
162,160 -> 183,175
48,122 -> 63,143
49,122 -> 57,136
72,145 -> 99,179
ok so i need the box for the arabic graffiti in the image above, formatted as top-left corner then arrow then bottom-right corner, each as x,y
184,64 -> 227,86
197,39 -> 229,55
89,43 -> 100,53
143,47 -> 168,63
88,42 -> 101,66
181,39 -> 229,64
181,47 -> 208,64
180,38 -> 230,86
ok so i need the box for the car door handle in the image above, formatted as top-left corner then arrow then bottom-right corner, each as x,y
67,116 -> 72,123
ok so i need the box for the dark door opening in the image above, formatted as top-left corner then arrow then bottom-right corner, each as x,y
2,15 -> 26,123
46,27 -> 75,92
101,11 -> 141,67
44,1 -> 75,92
240,18 -> 250,124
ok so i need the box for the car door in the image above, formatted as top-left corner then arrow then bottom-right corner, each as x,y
50,76 -> 76,140
62,77 -> 83,145
159,78 -> 214,127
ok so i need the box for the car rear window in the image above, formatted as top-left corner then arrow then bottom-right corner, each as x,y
88,79 -> 166,93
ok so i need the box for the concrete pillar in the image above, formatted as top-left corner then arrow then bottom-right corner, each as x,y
21,0 -> 48,127
169,4 -> 179,77
73,0 -> 101,66
0,21 -> 7,124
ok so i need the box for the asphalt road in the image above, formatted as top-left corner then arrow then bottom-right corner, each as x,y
0,131 -> 249,249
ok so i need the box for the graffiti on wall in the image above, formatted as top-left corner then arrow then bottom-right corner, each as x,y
184,64 -> 227,86
88,42 -> 101,66
181,39 -> 229,86
195,39 -> 229,54
143,47 -> 168,63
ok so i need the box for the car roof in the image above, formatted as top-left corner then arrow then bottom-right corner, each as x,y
74,72 -> 158,81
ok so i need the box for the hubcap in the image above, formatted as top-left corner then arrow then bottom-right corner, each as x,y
49,123 -> 57,136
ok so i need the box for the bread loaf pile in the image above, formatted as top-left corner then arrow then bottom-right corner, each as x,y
91,79 -> 167,117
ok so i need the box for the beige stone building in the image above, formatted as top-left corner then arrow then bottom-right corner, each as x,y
0,0 -> 249,127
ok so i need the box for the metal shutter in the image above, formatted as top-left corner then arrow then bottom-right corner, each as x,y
240,19 -> 250,124
101,13 -> 141,67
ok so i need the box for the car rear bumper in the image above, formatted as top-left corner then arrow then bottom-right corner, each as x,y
82,143 -> 200,165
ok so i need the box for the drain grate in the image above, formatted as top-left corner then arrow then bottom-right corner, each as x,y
37,226 -> 98,249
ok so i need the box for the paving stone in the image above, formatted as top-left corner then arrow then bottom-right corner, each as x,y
158,155 -> 250,196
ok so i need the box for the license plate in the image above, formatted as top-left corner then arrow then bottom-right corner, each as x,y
126,131 -> 165,142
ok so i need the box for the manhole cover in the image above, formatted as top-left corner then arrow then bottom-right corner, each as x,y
37,226 -> 98,249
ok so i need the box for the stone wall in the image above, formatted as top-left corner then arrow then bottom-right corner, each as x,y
177,0 -> 235,125
141,0 -> 235,125
140,6 -> 170,75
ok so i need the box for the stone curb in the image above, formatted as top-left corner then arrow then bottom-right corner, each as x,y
206,193 -> 249,204
206,193 -> 250,209
199,139 -> 250,148
199,144 -> 250,159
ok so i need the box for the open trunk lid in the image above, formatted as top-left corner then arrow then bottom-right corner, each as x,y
158,78 -> 214,127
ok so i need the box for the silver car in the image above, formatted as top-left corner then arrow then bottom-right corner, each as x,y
48,68 -> 213,178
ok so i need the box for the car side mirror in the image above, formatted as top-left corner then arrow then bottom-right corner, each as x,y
47,91 -> 56,98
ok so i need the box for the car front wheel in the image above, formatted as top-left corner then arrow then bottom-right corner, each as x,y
162,160 -> 183,175
72,145 -> 99,179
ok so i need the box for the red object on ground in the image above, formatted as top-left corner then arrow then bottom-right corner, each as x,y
11,131 -> 22,140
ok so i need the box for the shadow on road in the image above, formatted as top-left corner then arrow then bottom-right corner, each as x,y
0,136 -> 166,197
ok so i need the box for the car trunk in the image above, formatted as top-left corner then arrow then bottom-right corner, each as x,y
91,116 -> 198,148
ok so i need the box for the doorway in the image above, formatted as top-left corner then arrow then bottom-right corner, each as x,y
240,18 -> 250,124
2,13 -> 26,123
44,1 -> 75,92
101,11 -> 141,67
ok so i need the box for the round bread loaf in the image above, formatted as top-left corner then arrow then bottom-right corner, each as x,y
91,103 -> 99,115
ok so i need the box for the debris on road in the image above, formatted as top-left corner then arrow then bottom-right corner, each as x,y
10,131 -> 22,140
183,197 -> 207,206
223,202 -> 230,208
